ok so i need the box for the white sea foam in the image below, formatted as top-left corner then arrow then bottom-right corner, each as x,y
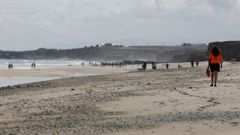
0,59 -> 100,69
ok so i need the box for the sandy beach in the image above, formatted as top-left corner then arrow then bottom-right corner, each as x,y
1,62 -> 240,135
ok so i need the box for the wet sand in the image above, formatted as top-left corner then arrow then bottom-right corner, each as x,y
0,66 -> 132,77
1,62 -> 240,135
0,66 -> 133,87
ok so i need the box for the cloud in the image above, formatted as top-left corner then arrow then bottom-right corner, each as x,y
0,0 -> 240,50
155,0 -> 239,11
207,0 -> 238,11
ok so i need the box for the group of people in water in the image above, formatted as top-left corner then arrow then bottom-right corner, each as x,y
8,63 -> 13,69
101,62 -> 127,68
8,63 -> 36,69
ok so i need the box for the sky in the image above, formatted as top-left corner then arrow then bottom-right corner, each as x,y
0,0 -> 240,50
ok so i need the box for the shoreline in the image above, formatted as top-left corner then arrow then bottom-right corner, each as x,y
0,66 -> 135,87
0,61 -> 199,87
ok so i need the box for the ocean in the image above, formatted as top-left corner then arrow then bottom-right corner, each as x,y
0,59 -> 96,69
0,59 -> 99,87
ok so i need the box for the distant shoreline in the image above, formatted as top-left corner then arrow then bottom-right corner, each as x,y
0,65 -> 134,87
0,61 -> 209,87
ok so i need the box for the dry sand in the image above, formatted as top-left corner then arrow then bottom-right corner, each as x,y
1,62 -> 240,135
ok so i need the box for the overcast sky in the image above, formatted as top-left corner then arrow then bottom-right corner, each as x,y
0,0 -> 240,50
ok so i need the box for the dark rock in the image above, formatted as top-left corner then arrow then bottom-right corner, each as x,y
209,41 -> 240,61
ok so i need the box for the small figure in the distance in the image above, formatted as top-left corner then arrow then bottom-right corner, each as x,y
178,64 -> 183,69
196,61 -> 199,67
142,62 -> 147,70
8,63 -> 13,69
31,63 -> 36,69
166,63 -> 169,70
152,62 -> 156,70
191,59 -> 194,68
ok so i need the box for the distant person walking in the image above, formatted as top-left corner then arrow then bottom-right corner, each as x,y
196,61 -> 199,67
191,59 -> 194,68
166,63 -> 169,70
152,62 -> 156,70
8,63 -> 13,69
142,62 -> 147,70
31,63 -> 36,69
208,47 -> 223,87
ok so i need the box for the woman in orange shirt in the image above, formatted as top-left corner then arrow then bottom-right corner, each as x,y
208,47 -> 223,87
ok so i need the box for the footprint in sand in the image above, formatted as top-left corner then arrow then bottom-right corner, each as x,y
230,122 -> 239,127
158,101 -> 166,107
207,97 -> 215,103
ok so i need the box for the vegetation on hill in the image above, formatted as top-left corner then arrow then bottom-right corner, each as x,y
0,43 -> 208,62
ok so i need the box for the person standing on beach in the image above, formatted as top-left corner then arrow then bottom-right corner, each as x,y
31,63 -> 36,69
196,61 -> 199,67
8,63 -> 13,69
208,47 -> 223,87
142,62 -> 147,70
152,62 -> 156,70
191,59 -> 194,67
166,63 -> 169,70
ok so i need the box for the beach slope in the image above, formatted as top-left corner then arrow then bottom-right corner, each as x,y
1,62 -> 240,135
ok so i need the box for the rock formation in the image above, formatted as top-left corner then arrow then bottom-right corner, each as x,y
208,41 -> 240,61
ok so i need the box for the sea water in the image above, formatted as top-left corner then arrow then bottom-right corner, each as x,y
0,59 -> 98,69
0,59 -> 99,87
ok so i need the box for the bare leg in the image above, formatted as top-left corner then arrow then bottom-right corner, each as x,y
214,71 -> 218,86
210,72 -> 214,86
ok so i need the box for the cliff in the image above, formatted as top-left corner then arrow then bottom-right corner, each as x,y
208,41 -> 240,61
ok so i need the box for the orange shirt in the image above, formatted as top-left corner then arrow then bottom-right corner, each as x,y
209,53 -> 223,64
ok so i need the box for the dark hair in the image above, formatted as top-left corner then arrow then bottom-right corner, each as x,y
211,47 -> 220,56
